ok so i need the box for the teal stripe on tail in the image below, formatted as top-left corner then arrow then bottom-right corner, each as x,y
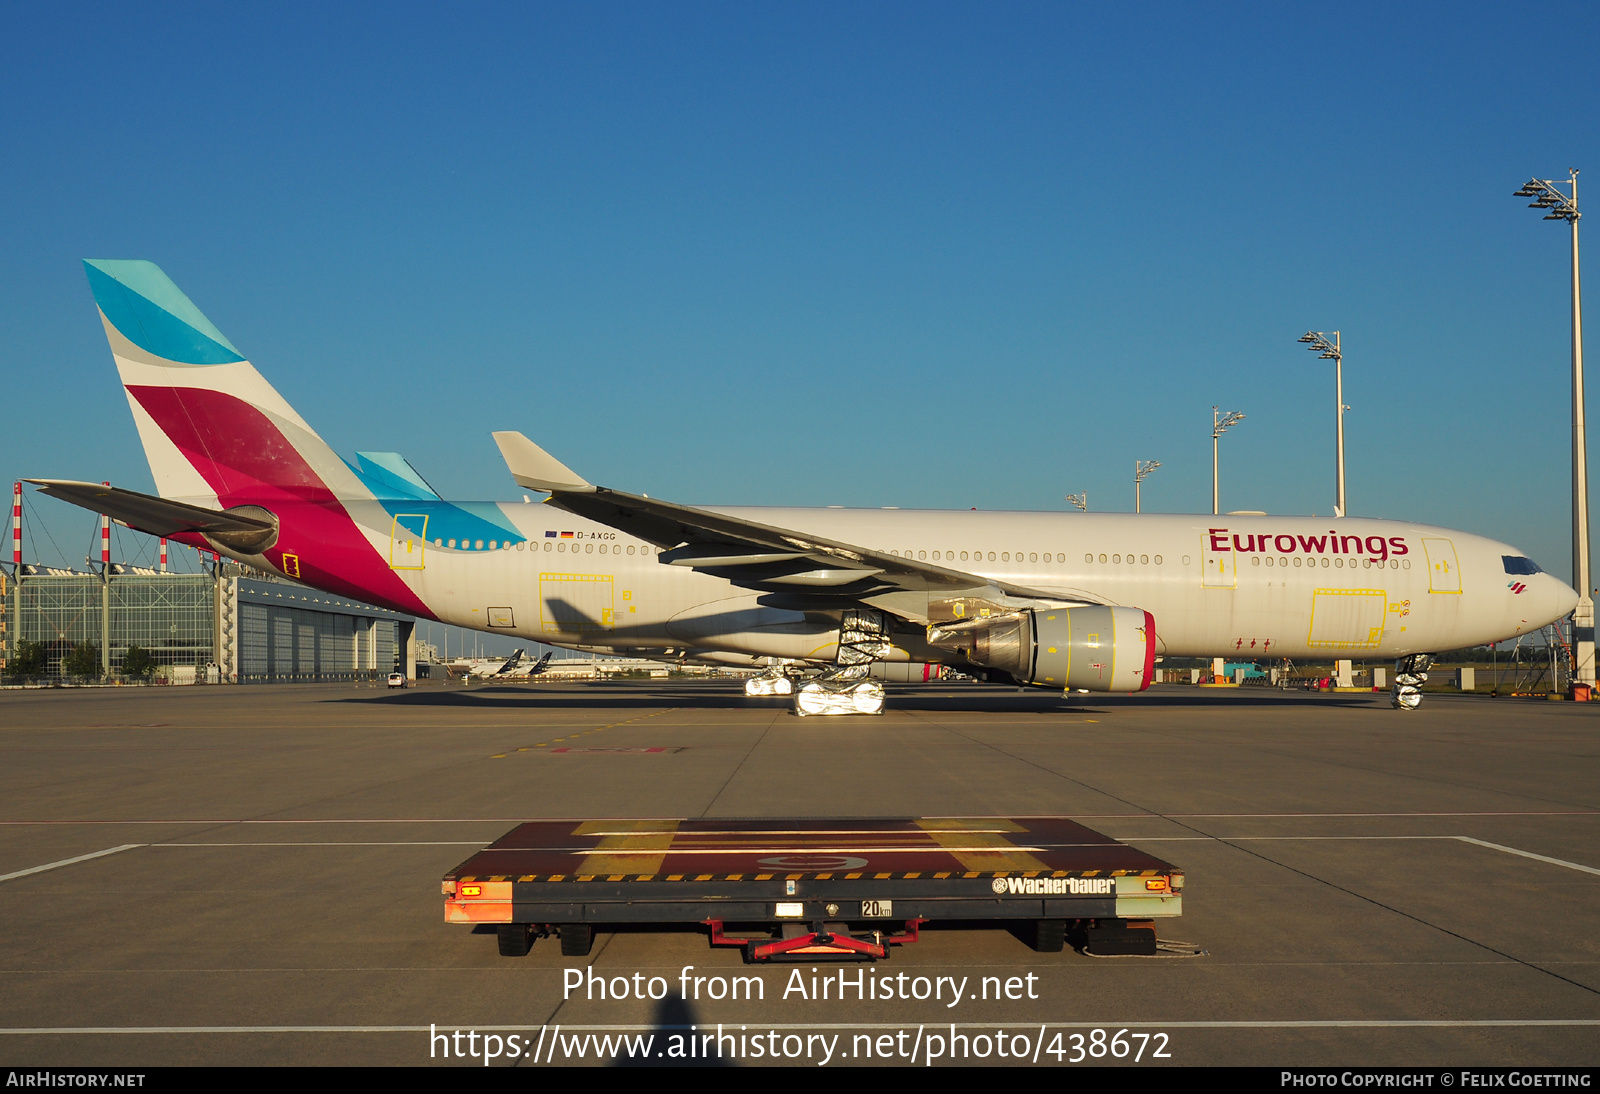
84,259 -> 245,365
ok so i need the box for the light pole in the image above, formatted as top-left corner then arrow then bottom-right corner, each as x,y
1515,170 -> 1592,688
1065,492 -> 1087,512
1134,461 -> 1160,514
1211,407 -> 1244,516
1298,330 -> 1347,518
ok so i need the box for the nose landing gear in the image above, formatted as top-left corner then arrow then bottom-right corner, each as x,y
1392,653 -> 1433,710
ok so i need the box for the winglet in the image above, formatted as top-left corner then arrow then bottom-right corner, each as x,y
491,432 -> 594,493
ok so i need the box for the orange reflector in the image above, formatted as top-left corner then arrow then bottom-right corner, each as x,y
1145,878 -> 1168,891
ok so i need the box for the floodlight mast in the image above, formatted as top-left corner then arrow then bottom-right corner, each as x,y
1299,330 -> 1347,518
1065,492 -> 1087,513
1514,169 -> 1592,688
1211,408 -> 1244,515
1134,460 -> 1161,514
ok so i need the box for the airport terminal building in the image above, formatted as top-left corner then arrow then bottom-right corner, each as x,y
1,564 -> 416,683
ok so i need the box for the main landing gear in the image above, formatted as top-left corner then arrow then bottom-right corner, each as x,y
1392,653 -> 1433,710
744,666 -> 795,697
794,610 -> 892,717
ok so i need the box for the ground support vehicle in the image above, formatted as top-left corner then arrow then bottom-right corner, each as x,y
443,817 -> 1184,961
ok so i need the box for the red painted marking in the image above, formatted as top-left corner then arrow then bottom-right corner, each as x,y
124,385 -> 435,618
1139,610 -> 1156,692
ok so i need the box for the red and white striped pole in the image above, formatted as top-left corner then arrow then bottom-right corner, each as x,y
100,483 -> 111,567
160,538 -> 167,572
11,482 -> 20,567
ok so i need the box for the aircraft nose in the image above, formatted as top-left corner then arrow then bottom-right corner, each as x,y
1541,575 -> 1579,624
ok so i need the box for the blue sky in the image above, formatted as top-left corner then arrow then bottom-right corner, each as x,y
4,1 -> 1599,619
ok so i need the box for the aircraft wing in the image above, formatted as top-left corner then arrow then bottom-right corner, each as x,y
24,479 -> 276,538
493,432 -> 1086,625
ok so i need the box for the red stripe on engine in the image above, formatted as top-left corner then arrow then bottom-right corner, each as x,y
1140,610 -> 1156,692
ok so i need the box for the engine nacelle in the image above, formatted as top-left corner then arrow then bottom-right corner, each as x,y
869,661 -> 951,683
928,606 -> 1155,692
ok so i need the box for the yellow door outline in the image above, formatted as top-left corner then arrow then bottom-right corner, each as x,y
390,514 -> 428,570
1201,535 -> 1236,588
1421,537 -> 1461,594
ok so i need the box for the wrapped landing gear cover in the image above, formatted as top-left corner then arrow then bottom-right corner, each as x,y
745,673 -> 794,697
793,610 -> 892,716
795,678 -> 885,716
1392,654 -> 1433,710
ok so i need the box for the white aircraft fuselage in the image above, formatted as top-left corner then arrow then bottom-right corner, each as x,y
359,502 -> 1574,666
47,258 -> 1578,700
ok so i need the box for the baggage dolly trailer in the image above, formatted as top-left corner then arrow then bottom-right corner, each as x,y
443,817 -> 1184,961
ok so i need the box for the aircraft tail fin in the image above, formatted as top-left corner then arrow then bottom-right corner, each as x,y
84,260 -> 366,507
347,452 -> 441,501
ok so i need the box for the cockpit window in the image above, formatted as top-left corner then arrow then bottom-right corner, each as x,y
1503,556 -> 1544,575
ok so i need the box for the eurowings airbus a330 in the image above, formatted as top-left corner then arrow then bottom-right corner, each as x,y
31,260 -> 1579,713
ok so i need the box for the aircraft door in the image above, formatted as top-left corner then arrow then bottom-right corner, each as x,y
1421,537 -> 1461,594
1201,534 -> 1236,588
389,514 -> 428,570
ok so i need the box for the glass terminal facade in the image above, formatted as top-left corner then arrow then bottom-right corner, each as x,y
3,566 -> 411,682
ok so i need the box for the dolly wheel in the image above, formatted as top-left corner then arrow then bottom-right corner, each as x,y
559,924 -> 593,956
1034,919 -> 1066,953
497,923 -> 534,957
